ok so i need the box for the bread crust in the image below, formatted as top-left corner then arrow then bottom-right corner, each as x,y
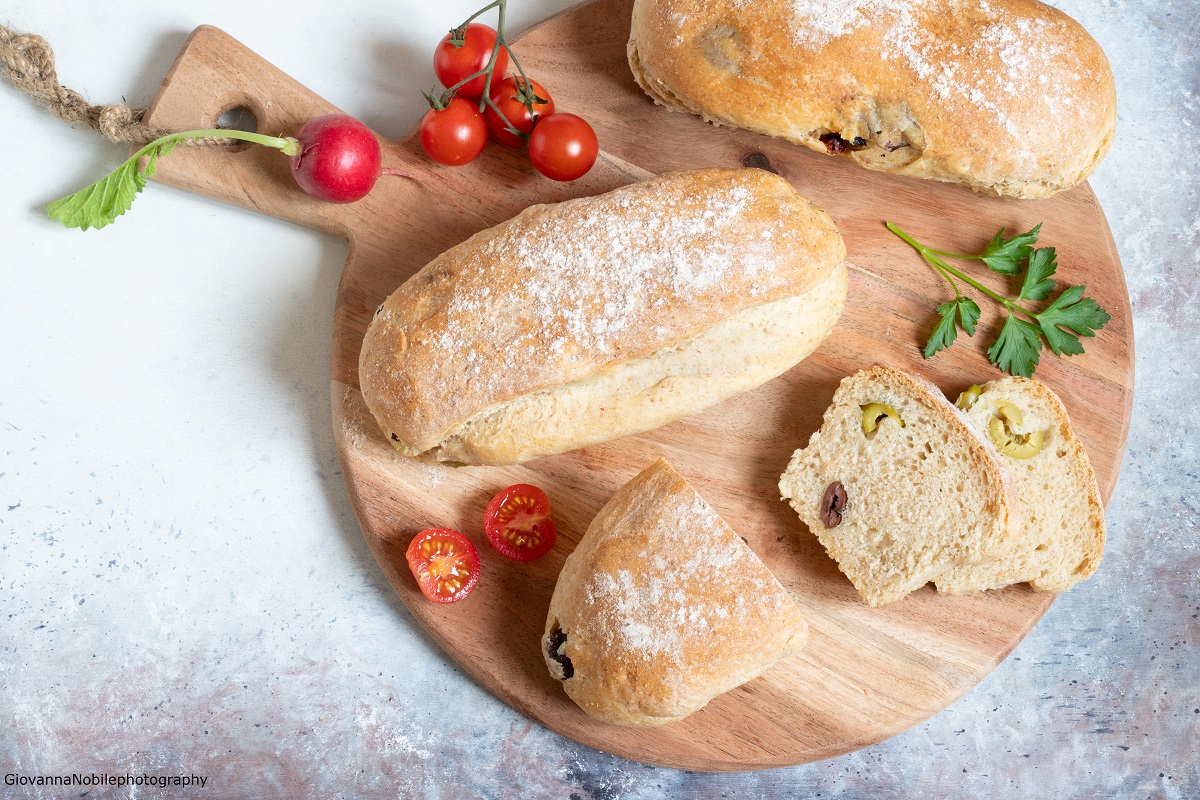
543,458 -> 808,726
629,0 -> 1116,199
359,168 -> 847,465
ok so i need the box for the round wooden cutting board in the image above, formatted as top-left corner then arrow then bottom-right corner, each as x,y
141,0 -> 1133,771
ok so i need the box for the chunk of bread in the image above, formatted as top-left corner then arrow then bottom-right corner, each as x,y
934,378 -> 1105,594
628,0 -> 1116,199
543,458 -> 808,726
778,366 -> 1020,606
359,168 -> 848,466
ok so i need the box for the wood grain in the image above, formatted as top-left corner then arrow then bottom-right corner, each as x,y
141,0 -> 1133,771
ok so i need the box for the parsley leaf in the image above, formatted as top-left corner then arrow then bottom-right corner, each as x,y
987,315 -> 1042,378
923,297 -> 981,359
1019,247 -> 1058,301
957,296 -> 981,335
924,302 -> 960,359
886,221 -> 1111,377
980,224 -> 1041,275
1037,284 -> 1111,355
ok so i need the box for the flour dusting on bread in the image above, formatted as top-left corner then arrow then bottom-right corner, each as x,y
453,182 -> 773,361
578,493 -> 781,664
543,458 -> 808,726
633,0 -> 1115,198
775,0 -> 911,47
721,0 -> 1073,153
359,168 -> 847,464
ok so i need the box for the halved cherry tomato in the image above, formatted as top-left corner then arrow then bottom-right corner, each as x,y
484,484 -> 557,561
433,24 -> 509,99
528,113 -> 598,181
405,527 -> 481,604
485,77 -> 555,148
420,97 -> 488,166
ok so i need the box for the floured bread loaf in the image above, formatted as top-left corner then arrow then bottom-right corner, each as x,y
778,365 -> 1020,606
628,0 -> 1116,199
359,168 -> 848,466
543,458 -> 808,726
935,377 -> 1105,594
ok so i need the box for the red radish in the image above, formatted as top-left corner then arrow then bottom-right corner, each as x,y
48,113 -> 412,230
290,114 -> 383,203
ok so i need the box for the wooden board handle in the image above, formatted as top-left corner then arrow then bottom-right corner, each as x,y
142,25 -> 386,238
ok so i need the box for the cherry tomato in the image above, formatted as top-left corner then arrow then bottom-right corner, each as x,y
420,98 -> 488,166
485,77 -> 555,148
484,484 -> 557,562
405,528 -> 481,604
528,113 -> 598,181
433,24 -> 509,99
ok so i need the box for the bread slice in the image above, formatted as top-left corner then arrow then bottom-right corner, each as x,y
934,378 -> 1105,594
778,366 -> 1020,606
543,458 -> 808,726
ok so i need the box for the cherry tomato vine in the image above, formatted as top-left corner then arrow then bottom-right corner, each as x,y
420,0 -> 598,180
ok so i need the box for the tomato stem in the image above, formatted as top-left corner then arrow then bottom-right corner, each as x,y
437,0 -> 523,141
459,0 -> 501,28
477,0 -> 507,110
503,46 -> 542,132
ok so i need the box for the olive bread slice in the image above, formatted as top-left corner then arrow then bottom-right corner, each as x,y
778,365 -> 1021,606
935,377 -> 1105,594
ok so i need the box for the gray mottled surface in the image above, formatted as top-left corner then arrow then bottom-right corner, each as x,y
1,0 -> 1197,797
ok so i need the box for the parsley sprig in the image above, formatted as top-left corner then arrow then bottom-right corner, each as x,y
886,222 -> 1111,377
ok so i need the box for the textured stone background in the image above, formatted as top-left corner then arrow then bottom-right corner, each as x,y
1,0 -> 1196,797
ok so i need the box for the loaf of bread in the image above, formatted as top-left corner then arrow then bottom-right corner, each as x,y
778,365 -> 1020,606
359,168 -> 848,466
543,458 -> 808,726
935,377 -> 1105,594
628,0 -> 1116,199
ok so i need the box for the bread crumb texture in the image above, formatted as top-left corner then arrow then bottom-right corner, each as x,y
935,377 -> 1105,594
778,366 -> 1018,606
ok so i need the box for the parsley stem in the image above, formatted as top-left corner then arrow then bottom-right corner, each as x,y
920,252 -> 961,300
887,222 -> 1040,322
921,246 -> 982,260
